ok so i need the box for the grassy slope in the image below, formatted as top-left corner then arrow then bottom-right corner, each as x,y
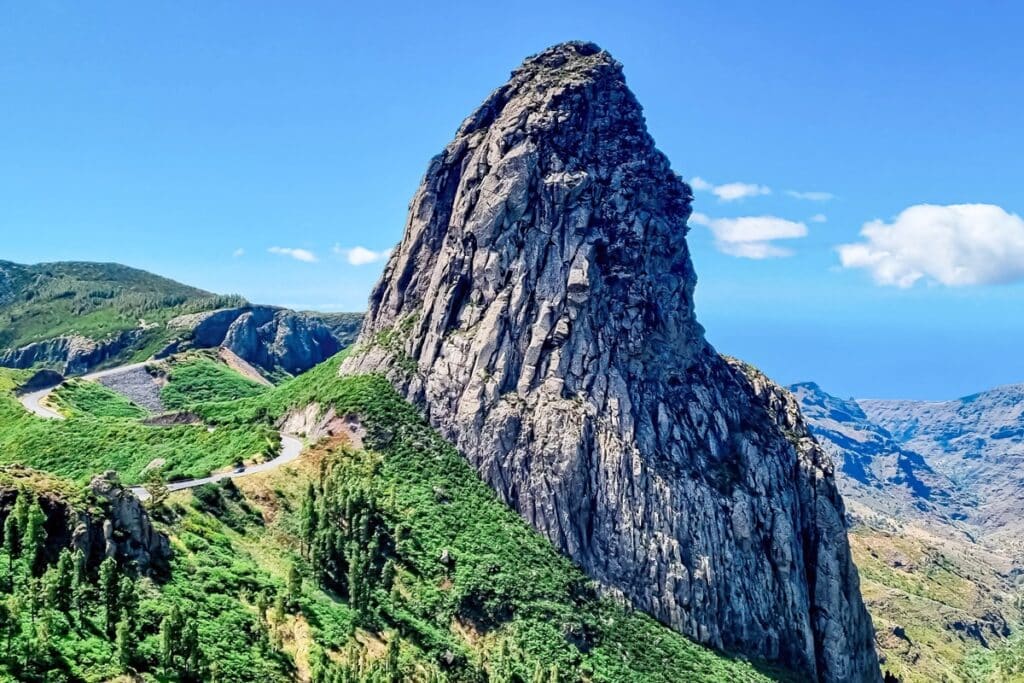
160,353 -> 269,410
850,525 -> 1024,683
0,368 -> 277,483
0,260 -> 244,351
52,378 -> 149,419
193,353 -> 791,682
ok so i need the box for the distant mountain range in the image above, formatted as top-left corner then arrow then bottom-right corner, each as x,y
791,381 -> 1024,680
0,260 -> 362,378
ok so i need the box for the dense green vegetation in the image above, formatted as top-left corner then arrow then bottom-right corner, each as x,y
191,354 -> 787,682
0,481 -> 299,682
0,369 -> 276,484
161,354 -> 268,410
0,260 -> 245,351
968,633 -> 1024,682
52,379 -> 148,419
0,349 -> 791,681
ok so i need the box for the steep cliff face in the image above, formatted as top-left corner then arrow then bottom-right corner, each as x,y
0,329 -> 146,375
167,305 -> 342,376
342,42 -> 879,682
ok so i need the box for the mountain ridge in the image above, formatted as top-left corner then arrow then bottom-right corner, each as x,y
0,259 -> 360,378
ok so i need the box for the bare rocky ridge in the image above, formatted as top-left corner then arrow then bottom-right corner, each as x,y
342,42 -> 880,682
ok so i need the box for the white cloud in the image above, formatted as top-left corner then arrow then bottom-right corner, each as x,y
809,214 -> 828,223
232,248 -> 245,257
838,203 -> 1024,287
268,246 -> 318,263
690,176 -> 713,192
690,212 -> 808,259
787,190 -> 835,201
690,176 -> 771,202
333,244 -> 392,266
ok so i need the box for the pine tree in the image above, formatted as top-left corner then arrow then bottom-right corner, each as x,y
115,618 -> 132,669
255,590 -> 269,627
3,513 -> 19,589
384,633 -> 401,683
183,618 -> 201,676
381,558 -> 396,591
21,498 -> 46,577
118,576 -> 137,630
3,596 -> 19,664
99,557 -> 119,637
300,483 -> 318,556
286,563 -> 302,611
159,605 -> 182,671
0,600 -> 8,665
71,550 -> 88,626
144,469 -> 170,510
53,549 -> 74,613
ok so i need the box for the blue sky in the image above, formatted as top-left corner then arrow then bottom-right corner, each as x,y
2,1 -> 1023,400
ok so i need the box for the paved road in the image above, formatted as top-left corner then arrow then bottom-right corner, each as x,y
15,361 -> 305,501
16,361 -> 153,420
129,434 -> 303,501
18,387 -> 66,420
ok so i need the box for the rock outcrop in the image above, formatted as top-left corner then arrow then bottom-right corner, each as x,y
342,42 -> 880,681
82,471 -> 170,574
0,329 -> 145,375
0,305 -> 343,378
167,305 -> 342,376
0,469 -> 170,576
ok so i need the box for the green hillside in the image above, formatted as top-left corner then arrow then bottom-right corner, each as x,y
0,352 -> 792,682
0,260 -> 245,350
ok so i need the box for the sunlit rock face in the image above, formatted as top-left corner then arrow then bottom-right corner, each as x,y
343,41 -> 880,682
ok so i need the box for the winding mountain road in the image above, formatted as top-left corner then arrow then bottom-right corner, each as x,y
19,387 -> 66,419
129,433 -> 303,501
15,362 -> 304,500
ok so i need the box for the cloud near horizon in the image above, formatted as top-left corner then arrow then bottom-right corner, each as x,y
786,190 -> 835,201
690,212 -> 808,259
268,246 -> 318,263
838,203 -> 1024,287
333,244 -> 392,266
690,176 -> 771,202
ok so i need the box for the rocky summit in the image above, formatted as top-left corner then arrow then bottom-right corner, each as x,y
343,42 -> 879,681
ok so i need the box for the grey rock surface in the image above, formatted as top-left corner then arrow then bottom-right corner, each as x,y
171,305 -> 342,376
0,329 -> 144,375
94,365 -> 165,413
1,305 -> 347,378
859,385 -> 1024,551
81,471 -> 171,574
789,382 -> 972,526
342,42 -> 879,682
